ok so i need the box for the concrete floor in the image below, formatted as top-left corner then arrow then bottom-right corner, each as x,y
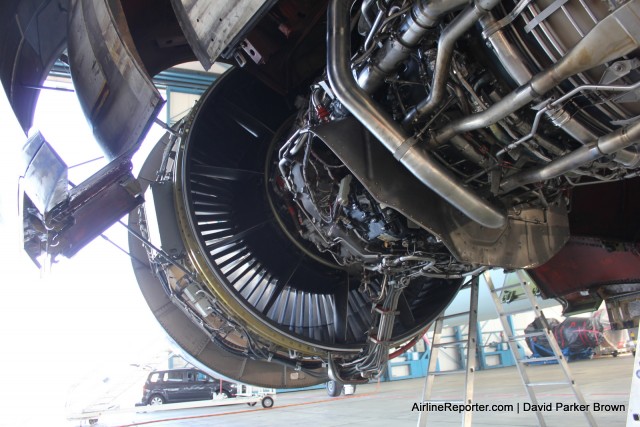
91,354 -> 634,427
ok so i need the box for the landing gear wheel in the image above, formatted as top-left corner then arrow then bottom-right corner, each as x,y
247,401 -> 257,406
261,396 -> 274,408
326,380 -> 343,397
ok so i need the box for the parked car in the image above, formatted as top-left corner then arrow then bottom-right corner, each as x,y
140,368 -> 237,405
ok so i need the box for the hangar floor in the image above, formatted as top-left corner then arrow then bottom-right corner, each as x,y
91,355 -> 633,427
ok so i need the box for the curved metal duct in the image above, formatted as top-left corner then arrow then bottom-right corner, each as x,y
327,0 -> 506,229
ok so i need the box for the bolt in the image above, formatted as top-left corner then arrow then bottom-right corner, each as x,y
613,63 -> 625,72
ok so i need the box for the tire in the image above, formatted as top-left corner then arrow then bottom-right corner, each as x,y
261,396 -> 274,408
222,390 -> 232,399
612,350 -> 618,357
326,380 -> 343,397
148,395 -> 165,405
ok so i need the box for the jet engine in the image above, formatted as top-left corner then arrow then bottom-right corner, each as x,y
5,0 -> 640,387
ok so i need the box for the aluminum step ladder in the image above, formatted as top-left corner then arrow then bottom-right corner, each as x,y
418,275 -> 480,427
483,270 -> 597,427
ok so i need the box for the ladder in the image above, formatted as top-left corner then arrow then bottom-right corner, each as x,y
483,270 -> 597,427
418,274 -> 480,427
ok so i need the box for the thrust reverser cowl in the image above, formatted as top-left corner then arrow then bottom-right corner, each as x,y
0,0 -> 69,133
67,0 -> 164,160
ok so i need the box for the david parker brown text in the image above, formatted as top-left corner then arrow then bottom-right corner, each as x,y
412,401 -> 626,413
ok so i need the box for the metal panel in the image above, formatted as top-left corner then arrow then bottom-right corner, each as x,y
310,118 -> 450,242
21,152 -> 144,264
67,0 -> 164,159
169,0 -> 273,69
528,236 -> 640,297
443,203 -> 570,269
146,181 -> 185,257
311,118 -> 569,269
20,132 -> 68,214
0,0 -> 68,132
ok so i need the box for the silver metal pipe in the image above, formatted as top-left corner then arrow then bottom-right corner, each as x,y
480,13 -> 640,166
615,146 -> 640,168
480,14 -> 596,143
403,0 -> 501,126
357,0 -> 469,93
360,0 -> 376,28
389,255 -> 435,265
480,14 -> 597,142
479,14 -> 533,86
327,0 -> 506,229
497,81 -> 640,157
450,135 -> 491,167
363,8 -> 386,51
431,0 -> 640,147
500,120 -> 640,192
420,265 -> 486,279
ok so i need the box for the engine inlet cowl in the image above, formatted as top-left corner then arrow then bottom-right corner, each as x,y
129,69 -> 464,387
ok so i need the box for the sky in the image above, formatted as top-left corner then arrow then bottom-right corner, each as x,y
0,80 -> 169,426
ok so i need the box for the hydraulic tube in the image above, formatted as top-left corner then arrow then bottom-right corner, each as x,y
430,0 -> 640,147
500,120 -> 640,192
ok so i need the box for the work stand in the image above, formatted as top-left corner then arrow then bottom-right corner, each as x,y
417,270 -> 597,427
